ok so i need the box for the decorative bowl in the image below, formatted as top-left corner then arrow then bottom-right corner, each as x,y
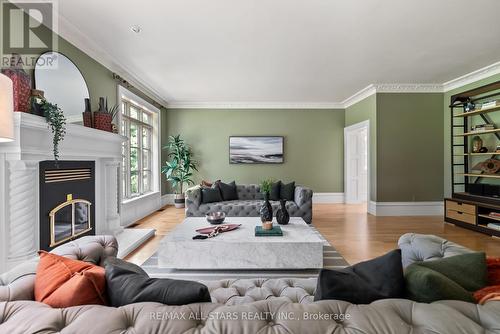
206,212 -> 226,225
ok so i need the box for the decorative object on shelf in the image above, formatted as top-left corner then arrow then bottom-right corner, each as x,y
30,89 -> 45,117
496,145 -> 500,153
41,100 -> 66,161
481,159 -> 500,174
472,136 -> 483,153
93,97 -> 118,132
479,147 -> 489,153
82,98 -> 92,128
162,135 -> 198,209
206,212 -> 226,225
259,178 -> 274,226
1,54 -> 31,112
229,136 -> 284,164
276,199 -> 290,225
472,124 -> 494,132
0,73 -> 14,142
464,99 -> 475,113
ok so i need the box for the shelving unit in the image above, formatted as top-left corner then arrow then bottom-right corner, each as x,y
446,80 -> 500,237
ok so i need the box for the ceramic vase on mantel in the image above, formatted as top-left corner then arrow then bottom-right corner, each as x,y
260,192 -> 273,229
82,98 -> 92,128
276,199 -> 290,225
1,54 -> 31,112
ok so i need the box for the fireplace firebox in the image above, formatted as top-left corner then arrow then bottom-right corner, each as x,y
39,161 -> 95,251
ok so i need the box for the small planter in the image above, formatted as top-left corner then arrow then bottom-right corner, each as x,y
174,194 -> 185,209
82,111 -> 92,128
262,221 -> 273,230
93,112 -> 112,132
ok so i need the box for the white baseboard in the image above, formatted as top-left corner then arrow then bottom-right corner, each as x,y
161,194 -> 175,206
313,193 -> 345,204
369,201 -> 444,216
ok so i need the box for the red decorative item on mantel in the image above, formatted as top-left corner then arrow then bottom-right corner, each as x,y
1,54 -> 31,112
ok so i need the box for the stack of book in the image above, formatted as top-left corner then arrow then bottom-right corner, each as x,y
487,223 -> 500,231
472,124 -> 495,132
481,100 -> 500,110
255,225 -> 283,236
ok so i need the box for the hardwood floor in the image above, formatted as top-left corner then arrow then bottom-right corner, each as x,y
125,203 -> 500,266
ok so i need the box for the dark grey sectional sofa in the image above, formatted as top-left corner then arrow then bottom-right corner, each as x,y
185,184 -> 313,223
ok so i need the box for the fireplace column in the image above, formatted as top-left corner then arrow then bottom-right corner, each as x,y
104,160 -> 122,234
6,160 -> 38,268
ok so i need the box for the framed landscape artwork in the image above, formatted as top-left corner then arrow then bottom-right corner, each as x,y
229,136 -> 284,164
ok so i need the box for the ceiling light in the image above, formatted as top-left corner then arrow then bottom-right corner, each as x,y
130,25 -> 142,34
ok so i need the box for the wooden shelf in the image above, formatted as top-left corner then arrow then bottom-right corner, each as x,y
454,105 -> 500,117
455,152 -> 500,156
454,128 -> 500,137
478,214 -> 500,222
458,173 -> 500,179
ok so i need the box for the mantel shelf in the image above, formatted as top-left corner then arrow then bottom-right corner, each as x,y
454,105 -> 500,117
457,173 -> 500,179
454,128 -> 500,137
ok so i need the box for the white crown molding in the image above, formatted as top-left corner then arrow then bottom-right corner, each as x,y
166,101 -> 345,109
342,85 -> 377,108
443,61 -> 500,92
57,15 -> 169,107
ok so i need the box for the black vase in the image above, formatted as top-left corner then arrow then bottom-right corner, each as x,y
276,199 -> 290,225
260,192 -> 273,222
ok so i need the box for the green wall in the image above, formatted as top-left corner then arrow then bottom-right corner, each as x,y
162,108 -> 345,194
377,93 -> 444,201
443,73 -> 500,198
345,94 -> 377,201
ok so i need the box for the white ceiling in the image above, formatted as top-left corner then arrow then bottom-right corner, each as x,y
57,0 -> 500,105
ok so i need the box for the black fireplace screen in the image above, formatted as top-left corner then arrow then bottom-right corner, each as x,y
39,161 -> 95,251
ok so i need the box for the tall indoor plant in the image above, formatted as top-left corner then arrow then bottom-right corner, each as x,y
162,135 -> 198,208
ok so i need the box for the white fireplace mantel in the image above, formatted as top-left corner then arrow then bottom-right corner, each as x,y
0,113 -> 154,272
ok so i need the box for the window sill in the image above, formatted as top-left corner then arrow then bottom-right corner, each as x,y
122,191 -> 160,205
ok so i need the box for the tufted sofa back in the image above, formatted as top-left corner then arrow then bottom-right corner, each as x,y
236,184 -> 263,200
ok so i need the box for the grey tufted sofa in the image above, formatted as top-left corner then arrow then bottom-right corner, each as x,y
186,184 -> 313,223
1,233 -> 500,333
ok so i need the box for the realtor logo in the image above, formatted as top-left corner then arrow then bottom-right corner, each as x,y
1,0 -> 58,68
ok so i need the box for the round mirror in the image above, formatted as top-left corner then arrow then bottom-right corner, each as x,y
35,52 -> 90,124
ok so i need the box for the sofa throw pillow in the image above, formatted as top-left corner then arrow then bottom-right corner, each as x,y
280,182 -> 295,201
486,257 -> 500,285
314,249 -> 404,304
217,181 -> 238,201
404,252 -> 487,303
270,181 -> 281,201
104,257 -> 148,276
105,264 -> 211,307
34,251 -> 107,308
201,186 -> 223,204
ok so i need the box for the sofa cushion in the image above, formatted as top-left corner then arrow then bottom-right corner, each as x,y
201,186 -> 223,204
217,181 -> 238,201
486,257 -> 500,285
404,252 -> 487,303
280,181 -> 295,201
34,251 -> 107,308
270,181 -> 281,201
105,264 -> 211,306
314,249 -> 404,304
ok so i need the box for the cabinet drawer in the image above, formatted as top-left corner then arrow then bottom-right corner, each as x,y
446,200 -> 476,215
446,209 -> 476,225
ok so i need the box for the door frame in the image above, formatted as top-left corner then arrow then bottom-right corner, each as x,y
344,120 -> 370,205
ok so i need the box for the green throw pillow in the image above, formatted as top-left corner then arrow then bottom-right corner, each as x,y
404,252 -> 487,303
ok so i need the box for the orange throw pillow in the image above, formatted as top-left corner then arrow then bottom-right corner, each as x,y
34,251 -> 107,308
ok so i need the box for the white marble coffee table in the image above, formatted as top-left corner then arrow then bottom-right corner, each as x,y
158,217 -> 323,269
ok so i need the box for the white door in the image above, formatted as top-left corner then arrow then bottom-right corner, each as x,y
345,121 -> 369,204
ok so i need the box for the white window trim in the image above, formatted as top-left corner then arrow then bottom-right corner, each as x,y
118,86 -> 160,204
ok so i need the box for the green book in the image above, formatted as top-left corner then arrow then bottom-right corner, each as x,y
255,225 -> 283,236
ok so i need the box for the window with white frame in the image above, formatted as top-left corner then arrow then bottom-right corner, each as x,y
121,100 -> 154,199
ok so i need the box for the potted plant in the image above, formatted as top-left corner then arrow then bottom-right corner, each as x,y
41,99 -> 66,161
162,135 -> 198,208
260,179 -> 274,229
93,97 -> 118,132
